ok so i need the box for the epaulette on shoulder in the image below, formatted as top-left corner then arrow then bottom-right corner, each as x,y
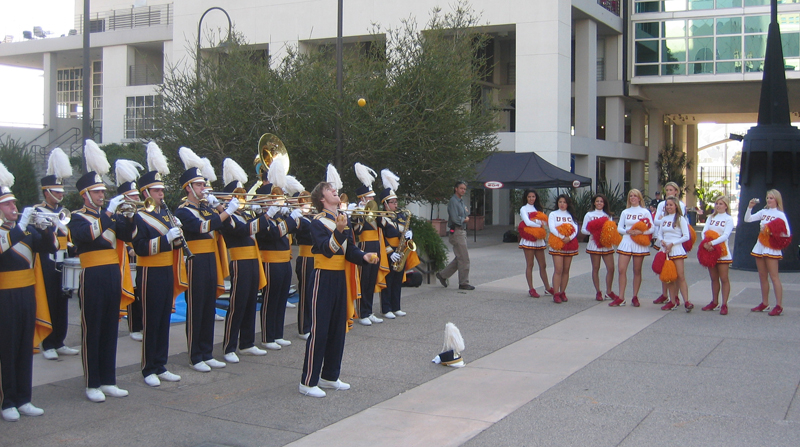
313,211 -> 327,220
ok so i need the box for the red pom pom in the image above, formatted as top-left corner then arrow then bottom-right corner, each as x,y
696,236 -> 722,267
682,225 -> 697,252
586,217 -> 607,246
652,251 -> 666,274
518,212 -> 548,242
767,219 -> 792,250
563,237 -> 579,251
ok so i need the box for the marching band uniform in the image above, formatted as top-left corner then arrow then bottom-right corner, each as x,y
68,149 -> 136,402
132,168 -> 188,386
378,183 -> 419,317
0,173 -> 57,421
118,180 -> 144,341
294,208 -> 314,338
352,187 -> 385,325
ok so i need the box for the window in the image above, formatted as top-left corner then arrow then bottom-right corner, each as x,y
56,68 -> 83,119
125,95 -> 162,139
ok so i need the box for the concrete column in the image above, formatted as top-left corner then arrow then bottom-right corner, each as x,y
631,160 -> 645,192
647,109 -> 664,194
685,124 -> 699,212
515,2 -> 572,169
43,52 -> 58,139
630,107 -> 645,146
604,34 -> 620,81
605,96 -> 625,143
574,19 -> 597,139
574,153 -> 597,190
606,158 -> 625,191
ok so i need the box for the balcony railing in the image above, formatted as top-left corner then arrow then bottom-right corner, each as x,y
75,4 -> 172,34
598,0 -> 620,16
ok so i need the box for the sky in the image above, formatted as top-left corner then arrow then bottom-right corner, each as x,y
0,1 -> 74,126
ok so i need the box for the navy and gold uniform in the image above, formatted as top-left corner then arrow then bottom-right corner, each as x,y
379,211 -> 412,314
0,208 -> 58,413
34,196 -> 71,353
295,214 -> 314,336
301,209 -> 368,388
352,214 -> 385,319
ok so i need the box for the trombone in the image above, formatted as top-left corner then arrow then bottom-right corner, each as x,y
339,200 -> 396,223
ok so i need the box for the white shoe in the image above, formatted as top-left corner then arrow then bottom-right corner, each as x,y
214,313 -> 225,321
384,311 -> 396,319
42,349 -> 58,360
224,352 -> 240,363
262,342 -> 281,351
368,314 -> 383,323
191,361 -> 211,372
394,310 -> 406,317
286,301 -> 297,308
130,331 -> 143,341
56,346 -> 79,355
318,378 -> 350,390
358,317 -> 372,326
98,385 -> 128,398
275,338 -> 291,347
241,346 -> 268,355
17,403 -> 44,416
158,371 -> 181,382
2,407 -> 20,421
144,374 -> 161,387
86,387 -> 106,402
299,384 -> 326,398
205,358 -> 226,369
300,333 -> 310,340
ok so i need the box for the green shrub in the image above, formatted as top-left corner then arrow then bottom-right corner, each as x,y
0,137 -> 39,208
409,214 -> 448,271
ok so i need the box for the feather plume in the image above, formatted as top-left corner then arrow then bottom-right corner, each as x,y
200,158 -> 217,183
0,161 -> 15,188
354,162 -> 377,188
326,164 -> 342,191
46,148 -> 73,179
146,141 -> 170,175
285,175 -> 305,195
442,322 -> 465,354
381,169 -> 400,192
115,159 -> 144,186
178,146 -> 204,170
84,139 -> 110,176
267,158 -> 288,190
223,158 -> 248,186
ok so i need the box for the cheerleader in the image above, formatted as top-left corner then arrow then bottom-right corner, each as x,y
610,189 -> 654,307
580,194 -> 618,302
518,189 -> 552,297
548,195 -> 578,303
700,197 -> 734,315
656,196 -> 693,311
744,189 -> 791,316
652,182 -> 686,305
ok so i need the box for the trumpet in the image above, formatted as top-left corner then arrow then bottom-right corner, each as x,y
118,200 -> 155,218
32,209 -> 71,230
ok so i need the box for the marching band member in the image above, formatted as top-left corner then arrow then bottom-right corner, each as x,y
37,148 -> 79,360
68,140 -> 135,403
378,169 -> 419,318
299,172 -> 378,398
200,157 -> 227,323
175,147 -> 236,372
115,159 -> 145,341
257,159 -> 303,350
288,177 -> 314,340
0,161 -> 58,422
352,163 -> 385,326
218,158 -> 270,363
132,142 -> 188,387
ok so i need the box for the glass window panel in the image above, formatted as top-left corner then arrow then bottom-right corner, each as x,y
92,86 -> 101,96
636,22 -> 659,39
716,61 -> 742,73
744,0 -> 768,5
663,20 -> 686,38
785,58 -> 799,71
136,96 -> 144,107
689,37 -> 714,61
663,0 -> 687,11
782,33 -> 800,57
662,63 -> 686,75
93,60 -> 102,72
716,0 -> 741,8
716,36 -> 742,60
689,19 -> 714,36
745,59 -> 764,72
636,40 -> 659,63
780,14 -> 800,33
716,17 -> 742,35
635,65 -> 659,76
745,16 -> 769,34
145,96 -> 154,106
636,2 -> 660,12
127,97 -> 135,107
688,0 -> 713,9
663,39 -> 687,61
745,34 -> 767,58
691,61 -> 714,74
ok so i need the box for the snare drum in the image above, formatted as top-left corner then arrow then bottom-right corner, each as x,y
61,258 -> 82,291
130,262 -> 137,286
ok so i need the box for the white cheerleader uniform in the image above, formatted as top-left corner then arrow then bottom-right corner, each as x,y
702,213 -> 734,264
581,209 -> 615,255
745,207 -> 791,259
657,213 -> 690,259
616,206 -> 654,256
548,209 -> 578,256
653,200 -> 686,248
519,204 -> 547,250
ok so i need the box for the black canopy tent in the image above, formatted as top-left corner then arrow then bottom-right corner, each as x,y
475,152 -> 592,189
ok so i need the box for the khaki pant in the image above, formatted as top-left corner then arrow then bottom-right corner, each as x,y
440,228 -> 470,286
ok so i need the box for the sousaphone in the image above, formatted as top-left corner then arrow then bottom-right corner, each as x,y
250,133 -> 290,195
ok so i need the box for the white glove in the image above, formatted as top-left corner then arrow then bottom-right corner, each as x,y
267,206 -> 280,218
107,195 -> 125,214
347,203 -> 358,211
206,194 -> 220,208
280,206 -> 290,215
172,216 -> 182,227
166,227 -> 183,244
390,252 -> 402,263
405,230 -> 413,239
290,209 -> 303,220
18,207 -> 34,228
250,204 -> 262,214
225,197 -> 240,215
